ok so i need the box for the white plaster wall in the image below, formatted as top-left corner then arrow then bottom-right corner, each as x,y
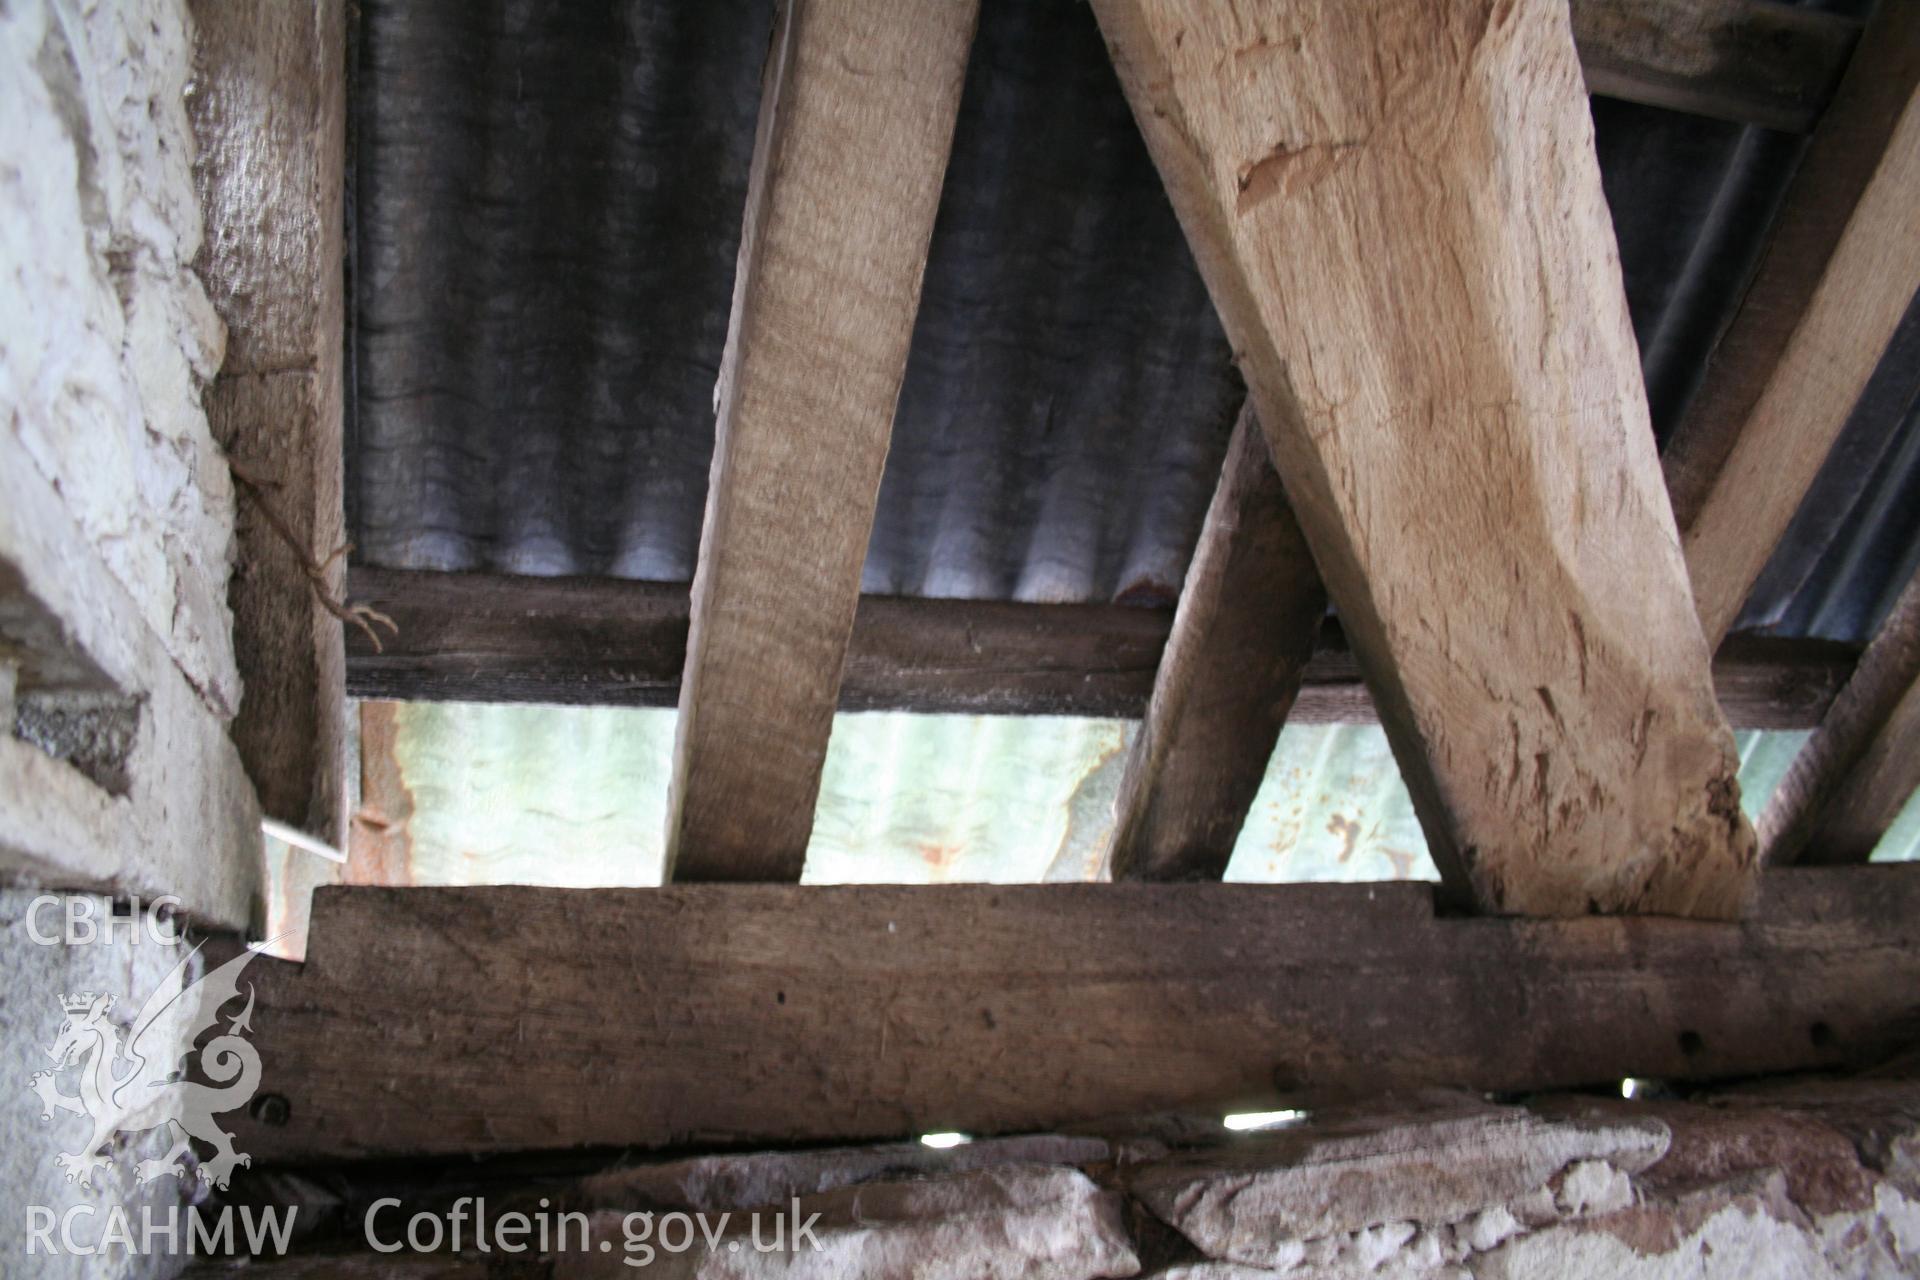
0,0 -> 239,718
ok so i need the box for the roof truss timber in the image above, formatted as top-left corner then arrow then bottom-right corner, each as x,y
664,0 -> 978,882
325,0 -> 1912,910
1091,0 -> 1756,916
1570,0 -> 1858,133
1673,0 -> 1920,649
1102,406 -> 1325,881
1764,567 -> 1920,866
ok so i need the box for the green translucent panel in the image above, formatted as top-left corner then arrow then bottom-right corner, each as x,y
370,703 -> 1133,887
352,702 -> 1906,888
1728,727 -> 1919,861
1224,725 -> 1830,884
804,712 -> 1134,884
1226,725 -> 1439,883
1871,784 -> 1920,863
386,701 -> 674,886
1730,729 -> 1812,821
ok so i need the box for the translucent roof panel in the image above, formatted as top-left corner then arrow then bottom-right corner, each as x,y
337,704 -> 1917,897
804,713 -> 1133,884
1225,725 -> 1439,883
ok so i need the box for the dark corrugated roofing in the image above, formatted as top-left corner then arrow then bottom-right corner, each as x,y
349,0 -> 1917,642
351,0 -> 764,580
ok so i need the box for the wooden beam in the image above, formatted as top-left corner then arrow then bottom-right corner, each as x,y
1570,0 -> 1857,134
665,0 -> 977,882
341,566 -> 1856,731
1763,569 -> 1920,866
1702,633 -> 1863,733
190,0 -> 349,842
346,569 -> 691,707
189,0 -> 351,955
1092,0 -> 1753,916
1104,407 -> 1325,881
1672,2 -> 1920,647
222,868 -> 1920,1163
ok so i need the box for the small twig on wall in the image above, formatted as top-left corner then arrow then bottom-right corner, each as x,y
227,457 -> 398,653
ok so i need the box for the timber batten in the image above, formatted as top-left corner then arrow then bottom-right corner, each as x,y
1675,0 -> 1920,648
1569,0 -> 1858,133
342,567 -> 1856,729
1765,570 -> 1920,867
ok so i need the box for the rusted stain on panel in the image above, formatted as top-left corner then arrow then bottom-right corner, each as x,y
349,700 -> 416,887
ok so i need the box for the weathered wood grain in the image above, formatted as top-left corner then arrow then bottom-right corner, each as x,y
1570,0 -> 1857,133
342,567 -> 1854,730
665,0 -> 978,882
1674,1 -> 1920,646
346,569 -> 691,707
224,868 -> 1920,1163
842,597 -> 1173,720
1764,570 -> 1920,866
190,0 -> 350,854
1092,0 -> 1754,916
1706,633 -> 1862,732
1104,408 -> 1324,881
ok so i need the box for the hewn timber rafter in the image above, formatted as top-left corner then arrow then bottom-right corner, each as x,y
1673,1 -> 1920,648
1763,569 -> 1920,867
1091,0 -> 1754,916
221,868 -> 1920,1163
664,0 -> 978,882
1103,406 -> 1325,881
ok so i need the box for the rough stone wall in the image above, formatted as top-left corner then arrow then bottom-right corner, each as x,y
2,8 -> 263,1271
0,0 -> 239,716
0,0 -> 261,926
212,1079 -> 1920,1277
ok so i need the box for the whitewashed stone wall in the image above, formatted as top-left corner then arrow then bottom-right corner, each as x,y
0,0 -> 259,928
1,0 -> 238,714
2,7 -> 259,1273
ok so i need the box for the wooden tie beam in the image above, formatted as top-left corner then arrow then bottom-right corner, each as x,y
223,867 -> 1920,1164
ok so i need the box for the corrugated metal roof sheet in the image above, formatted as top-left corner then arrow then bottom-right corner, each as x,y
1736,295 -> 1920,641
350,0 -> 764,579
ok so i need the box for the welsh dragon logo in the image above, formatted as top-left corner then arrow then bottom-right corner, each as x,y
29,942 -> 271,1191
